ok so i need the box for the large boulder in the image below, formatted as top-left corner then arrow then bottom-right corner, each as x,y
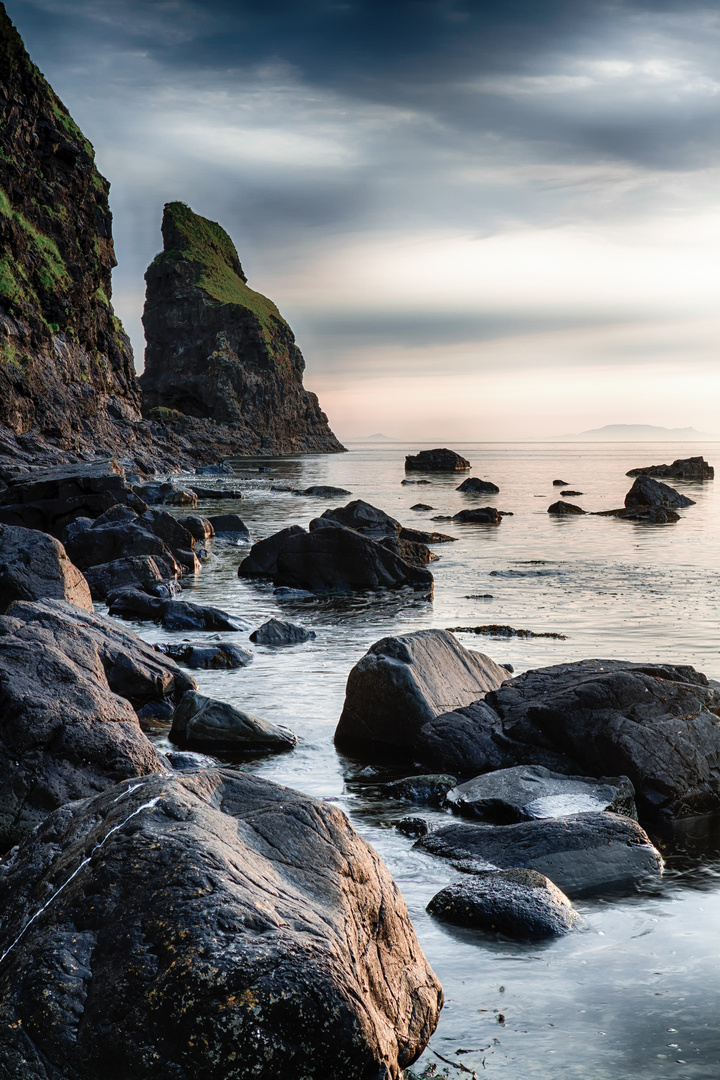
417,659 -> 720,820
627,456 -> 714,480
335,630 -> 508,754
0,770 -> 443,1079
624,476 -> 695,509
0,460 -> 147,537
63,504 -> 197,576
171,691 -> 297,754
417,812 -> 662,897
240,524 -> 433,594
427,869 -> 583,939
0,524 -> 92,612
405,448 -> 471,471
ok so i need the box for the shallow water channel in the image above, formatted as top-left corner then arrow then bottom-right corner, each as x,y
119,441 -> 720,1079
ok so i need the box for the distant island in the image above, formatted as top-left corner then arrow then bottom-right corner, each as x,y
550,424 -> 719,442
347,433 -> 396,442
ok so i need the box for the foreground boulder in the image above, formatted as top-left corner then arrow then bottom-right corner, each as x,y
405,448 -> 471,471
0,524 -> 92,612
627,456 -> 714,480
335,630 -> 508,755
445,765 -> 637,823
417,812 -> 662,897
624,476 -> 695,509
417,659 -> 720,820
427,869 -> 583,939
171,691 -> 297,754
0,770 -> 443,1079
240,523 -> 433,594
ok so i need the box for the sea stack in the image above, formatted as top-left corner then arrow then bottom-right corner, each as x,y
140,202 -> 344,455
0,4 -> 143,466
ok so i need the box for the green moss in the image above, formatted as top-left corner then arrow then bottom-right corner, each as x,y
160,202 -> 289,352
50,98 -> 94,158
95,286 -> 109,306
0,257 -> 21,303
0,185 -> 70,293
146,406 -> 185,420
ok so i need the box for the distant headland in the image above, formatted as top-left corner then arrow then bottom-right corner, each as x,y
549,424 -> 719,442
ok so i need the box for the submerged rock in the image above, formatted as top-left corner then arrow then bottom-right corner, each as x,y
405,448 -> 471,471
335,629 -> 508,755
427,868 -> 584,939
380,774 -> 458,807
0,524 -> 92,612
171,691 -> 296,754
156,642 -> 253,669
417,812 -> 662,897
0,770 -> 443,1079
250,617 -> 316,645
294,485 -> 352,498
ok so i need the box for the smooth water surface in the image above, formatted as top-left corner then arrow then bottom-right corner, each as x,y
130,441 -> 720,1079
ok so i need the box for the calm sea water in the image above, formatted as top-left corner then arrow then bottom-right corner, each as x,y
132,441 -> 720,1079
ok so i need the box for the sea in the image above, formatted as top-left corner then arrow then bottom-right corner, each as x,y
131,440 -> 720,1079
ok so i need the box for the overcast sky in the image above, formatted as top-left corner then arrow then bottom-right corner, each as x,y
9,0 -> 720,440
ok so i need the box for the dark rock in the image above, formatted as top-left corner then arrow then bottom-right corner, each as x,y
0,460 -> 148,537
320,499 -> 401,537
453,507 -> 502,524
189,486 -> 244,499
417,811 -> 663,897
548,501 -> 585,515
107,586 -> 168,620
335,629 -> 508,754
161,600 -> 251,632
250,617 -> 316,645
139,201 -> 345,454
197,461 -> 233,474
139,508 -> 196,557
135,482 -> 197,507
208,512 -> 249,535
624,475 -> 695,509
502,663 -> 514,673
446,624 -> 567,640
377,534 -> 436,568
561,490 -> 583,497
552,479 -> 569,486
410,503 -> 434,511
163,749 -> 220,770
398,526 -> 455,544
401,479 -> 432,485
62,503 -> 196,578
405,448 -> 471,471
0,523 -> 92,612
621,506 -> 681,523
241,524 -> 434,594
396,816 -> 432,837
0,770 -> 442,1078
456,477 -> 500,493
83,555 -> 175,600
135,698 -> 175,723
156,642 -> 254,669
295,485 -> 352,498
446,765 -> 637,823
427,868 -> 583,939
178,514 -> 215,540
627,456 -> 714,480
171,691 -> 297,753
416,700 -> 514,777
380,774 -> 458,807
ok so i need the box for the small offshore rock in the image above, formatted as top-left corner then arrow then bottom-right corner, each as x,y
410,503 -> 434,511
627,456 -> 714,480
405,448 -> 471,471
456,477 -> 500,493
552,479 -> 569,486
401,478 -> 432,485
171,690 -> 297,753
548,501 -> 585,515
396,816 -> 432,837
561,490 -> 584,497
427,868 -> 584,939
208,513 -> 249,535
381,774 -> 458,807
446,624 -> 567,640
178,514 -> 215,541
156,642 -> 253,669
453,507 -> 502,524
250,617 -> 316,645
190,486 -> 244,499
294,485 -> 352,498
624,475 -> 695,509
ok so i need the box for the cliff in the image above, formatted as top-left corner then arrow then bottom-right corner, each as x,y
139,202 -> 344,454
0,3 -> 147,466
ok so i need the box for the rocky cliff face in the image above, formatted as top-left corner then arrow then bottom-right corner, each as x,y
0,4 -> 147,466
140,202 -> 344,454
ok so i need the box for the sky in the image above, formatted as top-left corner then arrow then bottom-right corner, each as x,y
8,0 -> 720,441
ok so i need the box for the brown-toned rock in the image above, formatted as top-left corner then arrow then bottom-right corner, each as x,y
0,523 -> 92,612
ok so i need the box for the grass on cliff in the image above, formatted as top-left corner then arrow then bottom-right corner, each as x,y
153,202 -> 290,352
0,185 -> 70,293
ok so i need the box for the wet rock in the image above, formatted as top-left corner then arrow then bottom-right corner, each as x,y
156,642 -> 253,669
335,629 -> 508,755
208,512 -> 249,535
621,506 -> 681,523
250,617 -> 316,645
446,765 -> 637,823
320,499 -> 401,537
381,774 -> 458,807
83,555 -> 176,600
548,501 -> 585,515
396,816 -> 432,837
171,691 -> 297,754
552,479 -> 569,486
0,770 -> 442,1079
294,485 -> 352,498
627,456 -> 714,481
0,524 -> 92,612
106,585 -> 168,620
561,490 -> 583,497
134,481 -> 198,506
377,534 -> 436,568
401,479 -> 432,485
417,811 -> 663,897
163,749 -> 220,770
453,507 -> 502,524
161,600 -> 250,632
190,486 -> 244,499
240,524 -> 434,594
427,868 -> 583,939
456,477 -> 500,494
197,461 -> 234,475
415,701 -> 513,777
405,448 -> 471,471
0,460 -> 148,538
624,476 -> 695,509
410,503 -> 434,511
446,625 -> 567,640
177,514 -> 215,541
398,527 -> 455,544
62,504 -> 193,579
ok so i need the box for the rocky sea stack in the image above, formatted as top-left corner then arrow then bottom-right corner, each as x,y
140,202 -> 344,455
0,5 -> 145,467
